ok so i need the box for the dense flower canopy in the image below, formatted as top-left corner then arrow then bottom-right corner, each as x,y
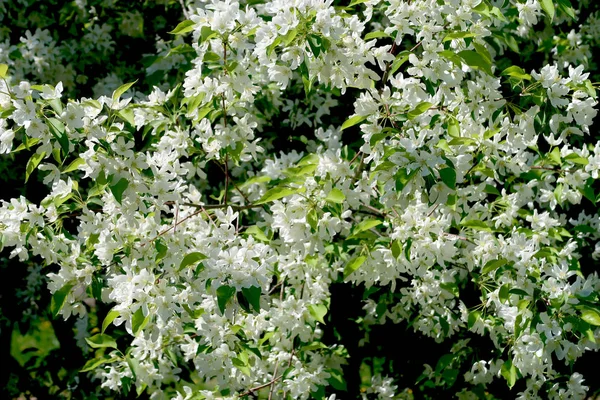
1,0 -> 599,399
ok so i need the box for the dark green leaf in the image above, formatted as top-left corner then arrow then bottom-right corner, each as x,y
439,167 -> 456,190
179,252 -> 208,271
109,177 -> 129,204
216,285 -> 236,314
242,286 -> 261,312
50,283 -> 75,317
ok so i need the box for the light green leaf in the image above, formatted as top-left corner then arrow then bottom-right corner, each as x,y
25,151 -> 46,183
501,359 -> 518,389
325,188 -> 346,204
62,157 -> 85,173
102,309 -> 120,333
255,186 -> 299,205
351,219 -> 382,237
85,334 -> 118,349
582,309 -> 600,326
112,80 -> 137,104
179,252 -> 207,271
407,102 -> 433,120
549,147 -> 561,164
448,118 -> 460,137
109,177 -> 129,204
80,355 -> 119,372
364,31 -> 390,40
539,0 -> 555,20
439,167 -> 456,190
244,226 -> 270,242
341,114 -> 367,130
443,31 -> 476,42
564,153 -> 588,165
168,20 -> 196,35
501,66 -> 531,80
461,219 -> 492,231
344,256 -> 366,278
50,283 -> 75,317
216,285 -> 236,314
0,63 -> 8,78
308,303 -> 328,324
448,137 -> 477,146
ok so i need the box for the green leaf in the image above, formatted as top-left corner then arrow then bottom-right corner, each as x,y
169,20 -> 196,35
132,307 -> 150,335
244,225 -> 270,242
539,0 -> 555,20
242,286 -> 261,312
50,283 -> 75,317
216,285 -> 236,314
200,26 -> 216,42
308,303 -> 328,324
325,188 -> 345,204
351,219 -> 382,237
582,309 -> 600,326
102,309 -> 120,333
307,208 -> 319,231
85,334 -> 118,349
396,168 -> 419,191
80,355 -> 119,372
499,284 -> 510,303
155,240 -> 168,262
13,137 -> 40,152
47,118 -> 69,156
255,186 -> 299,205
326,368 -> 347,391
388,52 -> 410,77
344,256 -> 366,278
307,34 -> 326,57
468,310 -> 481,329
564,153 -> 588,165
112,80 -> 137,104
179,252 -> 208,271
364,31 -> 390,40
443,31 -> 476,42
439,167 -> 456,190
25,151 -> 46,183
341,114 -> 367,130
407,102 -> 433,120
461,219 -> 492,231
458,50 -> 493,75
501,359 -> 518,389
62,157 -> 85,173
549,147 -> 561,164
391,240 -> 402,259
481,258 -> 507,275
447,118 -> 460,138
501,66 -> 531,80
109,177 -> 129,204
0,63 -> 7,78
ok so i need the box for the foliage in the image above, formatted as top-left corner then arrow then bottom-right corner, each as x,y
1,0 -> 600,399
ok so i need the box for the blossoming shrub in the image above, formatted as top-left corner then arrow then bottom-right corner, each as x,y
1,0 -> 600,399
